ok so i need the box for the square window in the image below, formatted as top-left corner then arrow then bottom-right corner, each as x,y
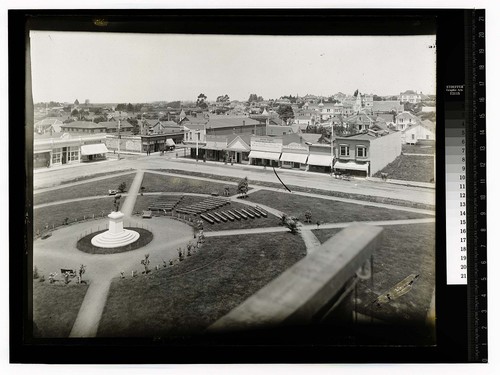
356,147 -> 367,158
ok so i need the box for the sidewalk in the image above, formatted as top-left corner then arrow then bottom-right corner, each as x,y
366,177 -> 435,189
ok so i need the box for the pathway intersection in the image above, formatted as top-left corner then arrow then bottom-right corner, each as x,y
33,167 -> 436,337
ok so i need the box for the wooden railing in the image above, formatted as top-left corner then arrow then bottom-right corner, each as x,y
208,223 -> 383,332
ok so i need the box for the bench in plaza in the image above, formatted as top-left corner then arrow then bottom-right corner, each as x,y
245,207 -> 261,218
218,211 -> 234,221
200,214 -> 214,224
241,208 -> 255,219
254,206 -> 268,217
234,209 -> 248,220
212,212 -> 227,222
205,212 -> 221,223
224,210 -> 239,221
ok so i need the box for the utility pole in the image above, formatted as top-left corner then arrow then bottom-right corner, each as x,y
117,119 -> 121,160
330,123 -> 334,176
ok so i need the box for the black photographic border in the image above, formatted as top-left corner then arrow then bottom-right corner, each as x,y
9,8 -> 474,364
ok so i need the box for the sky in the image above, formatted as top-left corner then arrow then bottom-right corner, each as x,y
30,31 -> 436,104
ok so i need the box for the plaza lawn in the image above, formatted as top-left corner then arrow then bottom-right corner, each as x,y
33,281 -> 88,338
312,223 -> 435,325
34,197 -> 115,233
247,190 -> 431,225
373,155 -> 435,183
152,168 -> 435,211
133,194 -> 279,231
141,172 -> 240,196
34,172 -> 137,205
98,232 -> 306,337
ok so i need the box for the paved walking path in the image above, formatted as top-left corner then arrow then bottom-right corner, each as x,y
120,170 -> 144,217
204,217 -> 435,238
69,279 -> 111,337
35,168 -> 435,338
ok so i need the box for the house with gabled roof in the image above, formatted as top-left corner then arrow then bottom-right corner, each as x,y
395,111 -> 420,131
399,90 -> 422,103
402,123 -> 436,144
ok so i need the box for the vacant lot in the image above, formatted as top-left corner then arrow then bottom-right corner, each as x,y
312,223 -> 435,325
373,155 -> 435,183
133,194 -> 279,231
98,232 -> 306,337
402,143 -> 435,155
247,190 -> 430,224
33,281 -> 89,338
141,172 -> 240,196
34,172 -> 137,205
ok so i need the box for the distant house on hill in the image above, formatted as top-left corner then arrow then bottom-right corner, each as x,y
399,90 -> 422,103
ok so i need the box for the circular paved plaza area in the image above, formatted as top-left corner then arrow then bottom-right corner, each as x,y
34,216 -> 195,283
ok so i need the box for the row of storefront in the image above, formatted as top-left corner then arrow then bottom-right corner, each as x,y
184,135 -> 371,176
34,134 -> 109,168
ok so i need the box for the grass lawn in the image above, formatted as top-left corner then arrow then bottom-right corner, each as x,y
34,172 -> 137,205
133,194 -> 279,231
98,232 -> 306,337
34,197 -> 114,233
33,281 -> 88,338
152,168 -> 434,211
141,172 -> 241,196
247,190 -> 431,224
312,223 -> 435,325
402,144 -> 435,155
76,227 -> 153,254
373,155 -> 435,183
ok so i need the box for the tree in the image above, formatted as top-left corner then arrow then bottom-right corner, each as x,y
373,95 -> 383,101
196,93 -> 207,108
353,89 -> 359,97
141,254 -> 151,274
276,104 -> 295,122
279,214 -> 300,234
118,182 -> 127,193
74,99 -> 79,106
237,177 -> 249,198
84,99 -> 90,106
216,94 -> 230,104
305,210 -> 312,223
93,115 -> 108,123
127,103 -> 134,112
71,109 -> 79,117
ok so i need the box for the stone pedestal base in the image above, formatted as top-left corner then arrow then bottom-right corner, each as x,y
91,211 -> 140,248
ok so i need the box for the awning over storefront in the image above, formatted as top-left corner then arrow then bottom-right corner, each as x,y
307,154 -> 333,167
248,151 -> 281,161
81,143 -> 109,156
280,152 -> 308,164
334,161 -> 369,172
166,138 -> 175,146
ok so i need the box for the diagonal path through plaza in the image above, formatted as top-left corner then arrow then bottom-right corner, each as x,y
68,170 -> 144,338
